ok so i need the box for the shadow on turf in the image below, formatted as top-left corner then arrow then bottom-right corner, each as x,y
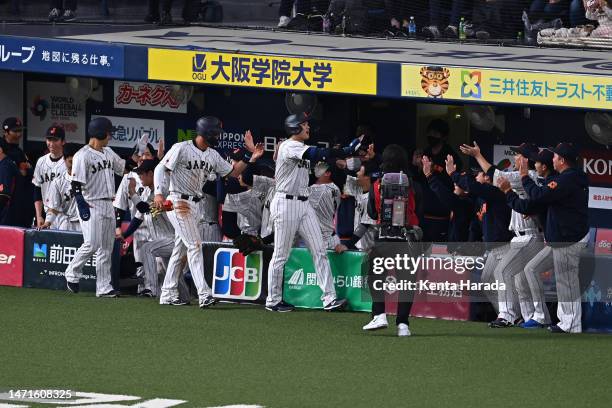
362,330 -> 611,340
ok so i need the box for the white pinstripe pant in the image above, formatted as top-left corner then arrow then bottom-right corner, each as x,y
553,235 -> 588,333
266,194 -> 336,307
161,196 -> 211,304
495,234 -> 546,322
524,245 -> 553,324
481,244 -> 509,314
65,199 -> 115,296
141,238 -> 191,301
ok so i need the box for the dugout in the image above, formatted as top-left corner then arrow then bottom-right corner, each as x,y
0,23 -> 610,230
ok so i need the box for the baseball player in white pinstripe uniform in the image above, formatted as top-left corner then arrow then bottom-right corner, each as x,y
224,168 -> 275,236
33,126 -> 66,229
344,165 -> 378,252
113,143 -> 157,274
119,159 -> 190,300
41,143 -> 81,231
265,113 -> 363,312
65,117 -> 125,297
153,117 -> 263,308
461,142 -> 548,327
308,161 -> 345,252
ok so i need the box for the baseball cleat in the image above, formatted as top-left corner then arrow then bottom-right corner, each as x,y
548,324 -> 568,334
488,318 -> 514,328
363,313 -> 388,331
397,323 -> 411,337
520,319 -> 548,329
199,295 -> 218,309
265,301 -> 295,312
324,298 -> 347,311
98,290 -> 119,298
138,289 -> 155,298
66,282 -> 80,294
160,298 -> 189,306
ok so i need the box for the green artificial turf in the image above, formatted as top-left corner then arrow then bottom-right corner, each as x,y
0,286 -> 610,408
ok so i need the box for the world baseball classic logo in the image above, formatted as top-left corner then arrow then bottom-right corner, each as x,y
212,248 -> 262,300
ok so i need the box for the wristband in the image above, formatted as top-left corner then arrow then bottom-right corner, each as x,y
242,151 -> 253,163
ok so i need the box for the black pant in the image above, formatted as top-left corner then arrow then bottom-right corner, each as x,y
367,240 -> 420,326
50,0 -> 77,9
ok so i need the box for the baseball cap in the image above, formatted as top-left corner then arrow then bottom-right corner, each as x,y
2,117 -> 24,132
510,143 -> 539,159
46,125 -> 65,140
533,149 -> 554,169
134,159 -> 159,174
551,142 -> 579,163
88,117 -> 117,138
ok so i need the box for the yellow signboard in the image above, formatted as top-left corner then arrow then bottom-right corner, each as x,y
148,48 -> 377,95
402,65 -> 612,110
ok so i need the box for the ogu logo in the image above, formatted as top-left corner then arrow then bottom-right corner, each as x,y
193,53 -> 207,72
212,248 -> 262,300
192,53 -> 207,80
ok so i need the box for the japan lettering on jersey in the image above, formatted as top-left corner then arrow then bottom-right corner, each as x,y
46,173 -> 78,221
308,182 -> 340,237
71,145 -> 125,200
274,139 -> 310,196
33,154 -> 66,206
163,141 -> 232,197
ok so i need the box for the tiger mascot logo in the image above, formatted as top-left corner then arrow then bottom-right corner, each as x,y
420,66 -> 451,98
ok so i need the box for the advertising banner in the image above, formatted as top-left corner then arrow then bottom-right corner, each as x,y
26,81 -> 86,143
113,81 -> 189,113
581,149 -> 612,185
148,48 -> 377,95
0,35 -> 124,78
582,230 -> 612,333
589,187 -> 612,210
594,228 -> 612,256
23,229 -> 120,291
283,249 -> 371,312
401,64 -> 612,110
410,246 -> 472,321
0,226 -> 24,287
203,242 -> 272,304
90,114 -> 164,149
492,144 -> 516,171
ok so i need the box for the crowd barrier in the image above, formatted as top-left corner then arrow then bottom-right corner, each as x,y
1,226 -> 611,332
